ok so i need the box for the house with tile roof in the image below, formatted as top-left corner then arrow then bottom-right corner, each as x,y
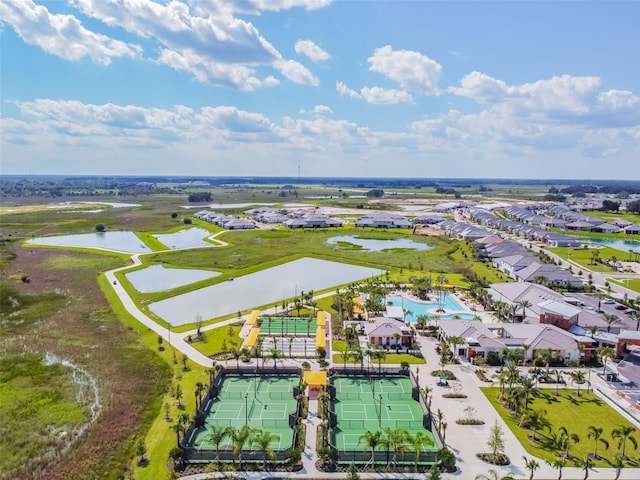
363,317 -> 413,347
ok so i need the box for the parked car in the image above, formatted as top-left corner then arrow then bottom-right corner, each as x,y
615,304 -> 627,310
603,299 -> 615,304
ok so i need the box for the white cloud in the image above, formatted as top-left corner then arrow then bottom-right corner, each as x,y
71,0 -> 319,88
360,87 -> 413,104
295,39 -> 330,62
193,0 -> 332,15
367,45 -> 443,95
0,0 -> 141,65
274,59 -> 319,86
336,81 -> 361,99
299,105 -> 333,115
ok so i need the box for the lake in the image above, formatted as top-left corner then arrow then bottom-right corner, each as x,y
149,257 -> 386,326
25,231 -> 151,254
327,235 -> 433,252
584,237 -> 640,254
125,264 -> 220,293
153,228 -> 213,249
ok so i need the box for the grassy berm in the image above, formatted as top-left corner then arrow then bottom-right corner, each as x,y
0,245 -> 171,480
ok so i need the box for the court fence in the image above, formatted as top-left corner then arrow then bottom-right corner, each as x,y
181,367 -> 304,465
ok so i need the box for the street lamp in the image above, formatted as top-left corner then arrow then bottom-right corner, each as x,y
245,393 -> 248,425
378,393 -> 383,427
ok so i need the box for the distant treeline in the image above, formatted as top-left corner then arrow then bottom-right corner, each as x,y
1,175 -> 638,198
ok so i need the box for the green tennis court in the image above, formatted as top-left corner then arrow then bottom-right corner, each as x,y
330,376 -> 438,460
259,316 -> 317,335
187,375 -> 299,452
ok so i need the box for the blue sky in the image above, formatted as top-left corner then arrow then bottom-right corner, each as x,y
1,0 -> 639,179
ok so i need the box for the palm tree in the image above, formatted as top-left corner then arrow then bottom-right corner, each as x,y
268,348 -> 284,371
231,347 -> 243,369
570,370 -> 586,396
611,455 -> 625,480
358,429 -> 382,466
522,408 -> 551,441
194,381 -> 204,410
306,316 -> 313,336
508,303 -> 519,323
207,425 -> 231,463
287,335 -> 294,359
505,361 -> 521,390
602,313 -> 621,333
447,335 -> 464,361
551,369 -> 563,396
611,424 -> 638,458
371,348 -> 386,373
584,325 -> 600,338
558,426 -> 580,458
586,426 -> 608,459
351,348 -> 364,369
517,376 -> 539,411
416,314 -> 428,331
536,348 -> 553,378
521,342 -> 532,365
251,428 -> 278,470
573,455 -> 593,480
546,456 -> 567,480
231,424 -> 252,468
392,332 -> 402,353
407,431 -> 434,469
517,299 -> 532,323
388,427 -> 409,467
523,456 -> 540,480
170,422 -> 183,448
595,346 -> 615,375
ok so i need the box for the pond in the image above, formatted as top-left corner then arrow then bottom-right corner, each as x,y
386,295 -> 476,322
125,265 -> 221,293
583,237 -> 640,254
327,235 -> 433,252
149,257 -> 386,326
25,231 -> 151,254
153,228 -> 213,249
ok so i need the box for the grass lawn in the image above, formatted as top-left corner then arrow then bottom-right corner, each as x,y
608,277 -> 640,294
189,324 -> 243,356
482,387 -> 640,468
548,246 -> 624,273
333,352 -> 425,365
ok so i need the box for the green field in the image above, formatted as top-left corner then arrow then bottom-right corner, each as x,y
482,387 -> 640,468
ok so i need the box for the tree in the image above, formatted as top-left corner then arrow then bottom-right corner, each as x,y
95,223 -> 106,232
371,348 -> 386,373
516,376 -> 538,412
595,346 -> 615,375
351,348 -> 364,368
392,332 -> 402,353
522,409 -> 551,441
586,426 -> 608,459
175,383 -> 184,408
408,431 -> 434,468
558,426 -> 580,458
231,425 -> 252,468
136,440 -> 147,464
268,348 -> 284,371
536,348 -> 553,377
521,342 -> 531,366
358,429 -> 382,465
611,424 -> 638,458
251,428 -> 278,470
602,313 -> 621,333
486,420 -> 506,462
427,463 -> 442,480
546,456 -> 567,480
523,456 -> 540,480
230,347 -> 243,369
447,336 -> 464,361
573,455 -> 593,480
570,370 -> 586,396
207,425 -> 231,463
517,299 -> 532,323
346,462 -> 360,480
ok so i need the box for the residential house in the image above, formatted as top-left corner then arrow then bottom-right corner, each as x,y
364,317 -> 413,347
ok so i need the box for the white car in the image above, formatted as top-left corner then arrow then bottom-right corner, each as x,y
603,299 -> 615,304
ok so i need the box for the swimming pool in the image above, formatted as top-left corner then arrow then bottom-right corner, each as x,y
386,295 -> 476,322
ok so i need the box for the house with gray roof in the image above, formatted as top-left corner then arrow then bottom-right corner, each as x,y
355,213 -> 412,228
363,317 -> 412,347
624,224 -> 640,235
